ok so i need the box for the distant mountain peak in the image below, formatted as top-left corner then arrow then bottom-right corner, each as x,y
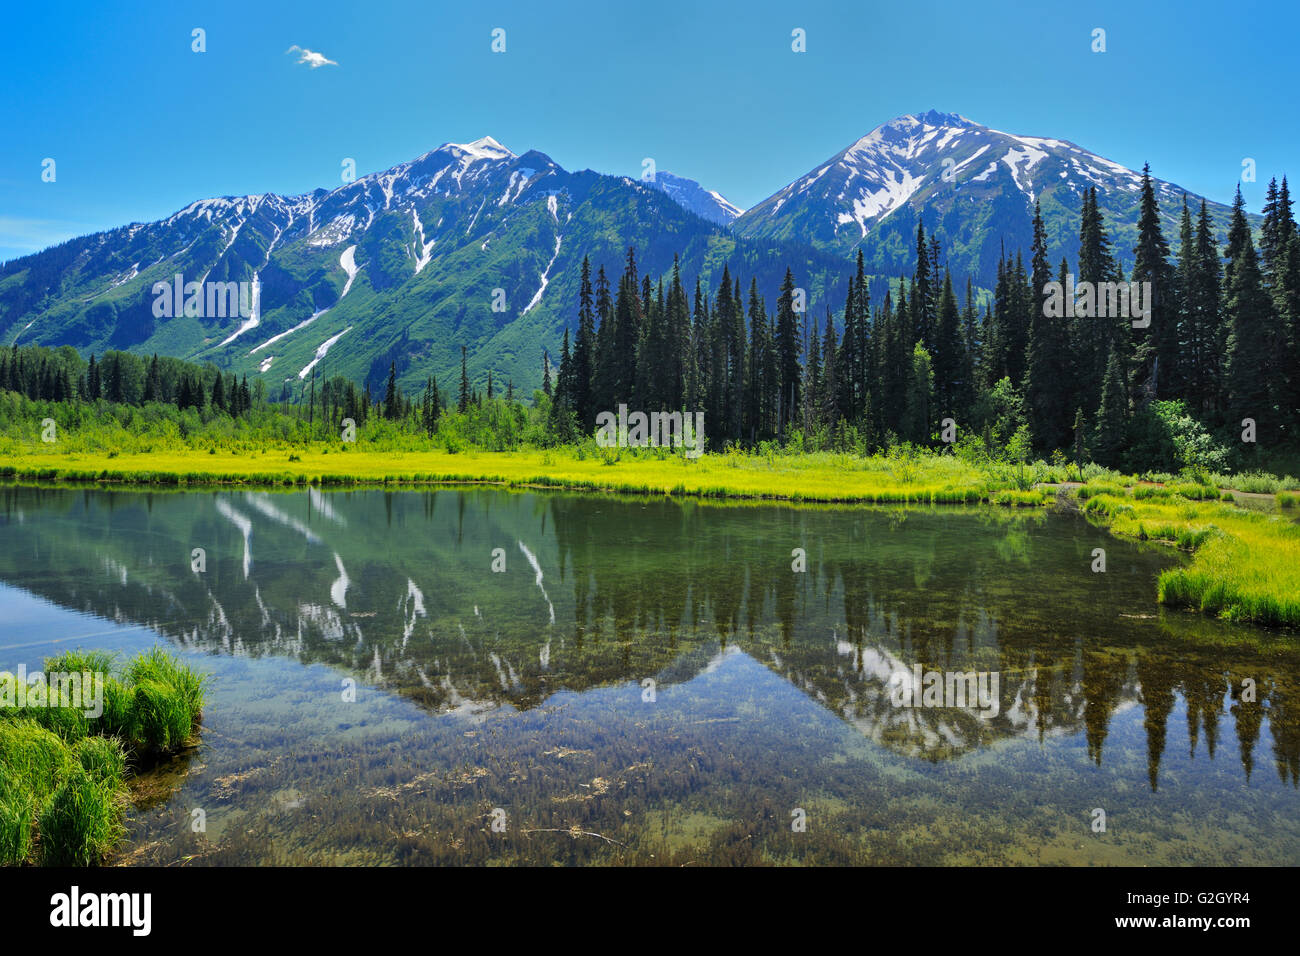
439,136 -> 515,162
895,110 -> 979,129
644,171 -> 744,226
734,110 -> 1248,290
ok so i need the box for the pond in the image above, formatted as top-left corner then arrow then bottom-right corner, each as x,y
1,484 -> 1297,865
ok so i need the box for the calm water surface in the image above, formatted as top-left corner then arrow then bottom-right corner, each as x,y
1,484 -> 1297,865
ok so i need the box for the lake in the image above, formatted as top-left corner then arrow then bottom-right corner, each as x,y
1,484 -> 1297,865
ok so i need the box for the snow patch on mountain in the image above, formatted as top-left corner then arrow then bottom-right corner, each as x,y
299,326 -> 352,379
339,245 -> 359,296
410,211 -> 434,274
522,235 -> 562,315
645,171 -> 744,225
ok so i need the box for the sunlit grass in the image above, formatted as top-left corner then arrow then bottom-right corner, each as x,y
3,447 -> 1014,503
0,647 -> 209,865
1082,492 -> 1300,627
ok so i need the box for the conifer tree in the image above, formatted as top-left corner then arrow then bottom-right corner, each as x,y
1025,204 -> 1072,451
1093,344 -> 1129,467
459,346 -> 470,412
384,361 -> 399,419
1131,164 -> 1175,399
774,268 -> 802,432
573,256 -> 595,427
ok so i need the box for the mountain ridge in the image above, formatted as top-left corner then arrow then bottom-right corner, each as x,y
0,113 -> 1262,397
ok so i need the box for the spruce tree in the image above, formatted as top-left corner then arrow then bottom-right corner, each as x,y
1026,205 -> 1072,453
459,346 -> 470,413
1093,345 -> 1129,467
774,268 -> 802,432
900,342 -> 934,445
1131,164 -> 1174,399
931,270 -> 966,421
573,256 -> 595,427
383,361 -> 399,419
1224,233 -> 1280,445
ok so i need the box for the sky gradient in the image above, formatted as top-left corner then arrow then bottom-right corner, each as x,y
2,0 -> 1295,261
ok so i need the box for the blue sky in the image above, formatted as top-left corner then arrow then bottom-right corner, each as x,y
2,0 -> 1295,261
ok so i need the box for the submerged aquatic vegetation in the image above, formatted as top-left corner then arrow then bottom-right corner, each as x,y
0,647 -> 209,865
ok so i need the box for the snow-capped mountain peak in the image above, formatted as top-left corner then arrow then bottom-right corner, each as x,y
441,135 -> 515,162
644,171 -> 744,226
726,109 -> 1253,300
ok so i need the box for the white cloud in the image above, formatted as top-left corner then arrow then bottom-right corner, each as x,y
285,45 -> 338,69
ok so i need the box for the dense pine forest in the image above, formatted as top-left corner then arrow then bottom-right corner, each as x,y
4,168 -> 1297,476
547,168 -> 1300,473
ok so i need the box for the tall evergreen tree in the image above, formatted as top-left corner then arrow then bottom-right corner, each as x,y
1025,203 -> 1072,451
1131,164 -> 1175,399
459,346 -> 470,412
774,268 -> 802,432
383,361 -> 399,419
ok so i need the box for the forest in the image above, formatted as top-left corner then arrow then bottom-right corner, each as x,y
4,169 -> 1297,479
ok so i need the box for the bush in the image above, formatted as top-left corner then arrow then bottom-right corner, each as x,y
1126,400 -> 1230,473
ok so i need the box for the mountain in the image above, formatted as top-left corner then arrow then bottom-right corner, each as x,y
645,171 -> 744,225
734,110 -> 1253,289
1,114 -> 1261,396
0,138 -> 849,398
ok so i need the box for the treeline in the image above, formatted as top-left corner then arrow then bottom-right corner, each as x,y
0,343 -> 397,429
547,168 -> 1300,468
0,345 -> 266,417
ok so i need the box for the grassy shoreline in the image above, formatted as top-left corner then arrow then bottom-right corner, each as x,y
2,447 -> 1057,503
4,446 -> 1299,630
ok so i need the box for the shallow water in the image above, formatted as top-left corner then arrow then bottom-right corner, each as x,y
1,484 -> 1297,865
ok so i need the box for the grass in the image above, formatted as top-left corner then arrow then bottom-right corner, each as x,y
0,646 -> 208,866
1080,491 -> 1300,627
1,446 -> 1016,503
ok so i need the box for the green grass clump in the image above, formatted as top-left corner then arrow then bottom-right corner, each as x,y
0,769 -> 34,865
1278,491 -> 1298,509
0,647 -> 209,866
1167,483 -> 1219,501
76,736 -> 126,788
1233,471 -> 1283,494
0,721 -> 76,805
121,648 -> 207,753
126,680 -> 194,754
37,768 -> 125,867
1076,482 -> 1128,500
